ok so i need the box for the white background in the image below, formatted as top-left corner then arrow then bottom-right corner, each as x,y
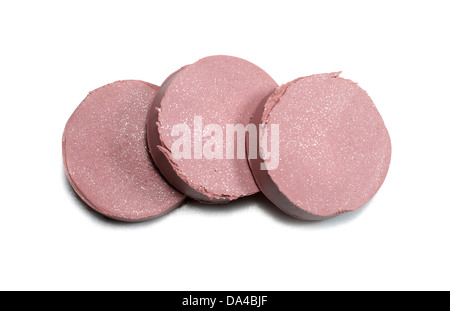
1,0 -> 449,291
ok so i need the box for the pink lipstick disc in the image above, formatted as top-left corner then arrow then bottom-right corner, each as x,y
63,81 -> 185,222
248,73 -> 391,220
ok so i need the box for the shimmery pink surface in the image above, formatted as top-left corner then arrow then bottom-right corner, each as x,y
249,73 -> 391,219
150,56 -> 278,202
63,81 -> 185,222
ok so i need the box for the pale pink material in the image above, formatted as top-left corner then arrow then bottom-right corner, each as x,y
148,56 -> 278,203
63,81 -> 185,222
249,73 -> 391,220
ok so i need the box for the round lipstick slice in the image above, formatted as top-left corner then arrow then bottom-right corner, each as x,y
63,81 -> 185,222
148,56 -> 278,203
249,73 -> 391,220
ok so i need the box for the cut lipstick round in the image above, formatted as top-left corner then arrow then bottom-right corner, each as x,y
63,80 -> 185,222
147,55 -> 278,203
248,73 -> 391,220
